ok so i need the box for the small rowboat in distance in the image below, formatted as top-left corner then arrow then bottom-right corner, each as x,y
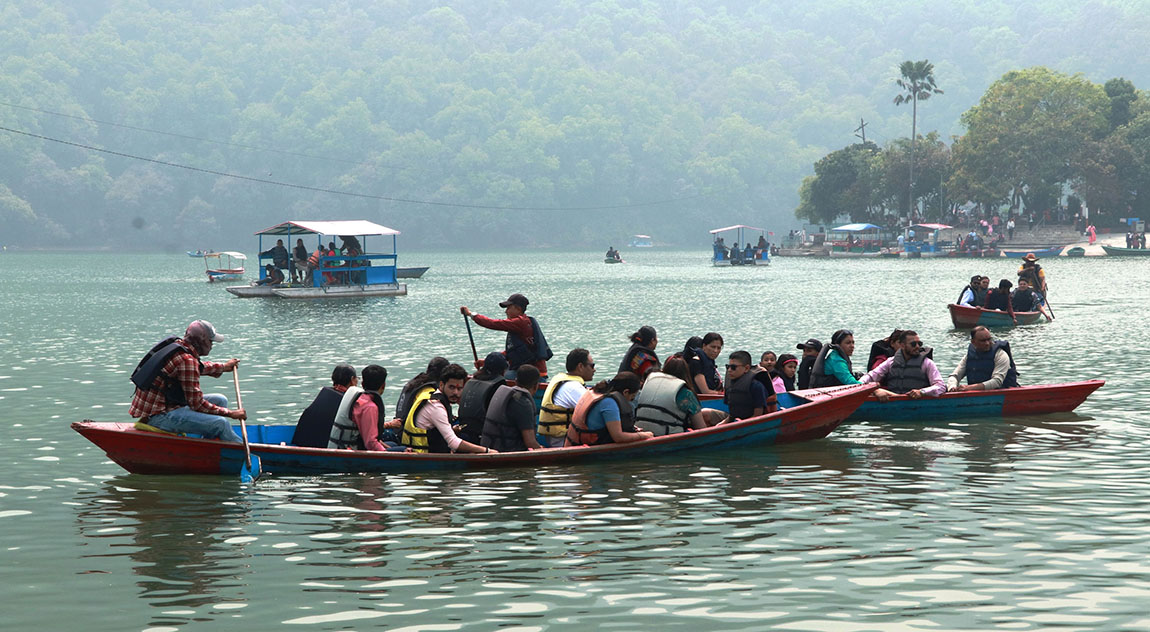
397,266 -> 430,279
71,384 -> 877,476
187,249 -> 215,257
948,303 -> 1042,328
1101,245 -> 1150,257
830,379 -> 1104,422
1001,245 -> 1063,258
204,251 -> 246,282
604,256 -> 624,264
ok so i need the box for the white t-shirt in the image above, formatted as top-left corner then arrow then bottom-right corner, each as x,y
552,380 -> 588,409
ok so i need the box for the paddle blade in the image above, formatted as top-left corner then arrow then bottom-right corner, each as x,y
241,453 -> 261,484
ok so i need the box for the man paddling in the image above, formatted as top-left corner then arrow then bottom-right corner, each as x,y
461,293 -> 552,380
128,320 -> 245,442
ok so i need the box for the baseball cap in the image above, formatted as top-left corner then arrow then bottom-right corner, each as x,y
481,352 -> 509,376
796,338 -> 821,351
185,319 -> 226,342
499,293 -> 530,309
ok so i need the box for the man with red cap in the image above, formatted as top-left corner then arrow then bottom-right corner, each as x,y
460,293 -> 552,380
128,320 -> 246,441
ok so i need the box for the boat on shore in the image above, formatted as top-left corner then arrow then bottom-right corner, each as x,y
839,380 -> 1103,422
1101,245 -> 1150,257
948,303 -> 1043,328
71,384 -> 877,476
204,251 -> 245,282
227,220 -> 407,299
1001,245 -> 1063,258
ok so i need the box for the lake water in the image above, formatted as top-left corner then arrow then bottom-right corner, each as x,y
1,250 -> 1147,631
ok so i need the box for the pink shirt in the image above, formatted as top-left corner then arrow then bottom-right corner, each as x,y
414,395 -> 464,451
352,394 -> 386,451
861,355 -> 946,397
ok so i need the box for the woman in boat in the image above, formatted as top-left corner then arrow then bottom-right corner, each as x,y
619,325 -> 660,378
770,354 -> 798,393
634,357 -> 724,436
809,329 -> 861,388
866,329 -> 904,371
688,333 -> 724,394
565,372 -> 653,446
759,351 -> 776,372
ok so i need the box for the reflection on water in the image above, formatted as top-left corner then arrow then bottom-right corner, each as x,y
1,251 -> 1148,630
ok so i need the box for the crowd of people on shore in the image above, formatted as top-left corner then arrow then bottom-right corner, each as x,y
128,291 -> 1025,455
955,252 -> 1054,322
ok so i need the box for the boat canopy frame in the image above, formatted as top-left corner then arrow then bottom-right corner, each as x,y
253,220 -> 402,287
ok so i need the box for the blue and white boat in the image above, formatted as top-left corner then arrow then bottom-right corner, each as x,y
203,251 -> 245,282
709,224 -> 771,266
227,220 -> 407,299
628,234 -> 654,248
901,223 -> 952,258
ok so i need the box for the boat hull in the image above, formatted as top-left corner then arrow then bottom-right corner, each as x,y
227,284 -> 408,298
1101,245 -> 1150,256
206,269 -> 244,282
948,303 -> 1042,328
840,380 -> 1103,422
1002,246 -> 1063,258
604,257 -> 623,264
72,385 -> 877,476
397,266 -> 429,278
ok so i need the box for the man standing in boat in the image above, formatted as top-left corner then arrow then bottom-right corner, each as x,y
460,293 -> 552,380
128,320 -> 245,442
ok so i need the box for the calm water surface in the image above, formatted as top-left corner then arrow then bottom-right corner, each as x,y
1,250 -> 1148,631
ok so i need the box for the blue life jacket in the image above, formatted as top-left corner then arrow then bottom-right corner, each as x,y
965,340 -> 1019,388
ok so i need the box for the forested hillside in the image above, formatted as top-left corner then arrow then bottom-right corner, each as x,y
2,0 -> 1148,250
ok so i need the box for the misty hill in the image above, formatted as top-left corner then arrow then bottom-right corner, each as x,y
1,0 -> 1147,250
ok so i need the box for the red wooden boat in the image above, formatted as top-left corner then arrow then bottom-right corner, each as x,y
72,384 -> 878,476
948,303 -> 1043,328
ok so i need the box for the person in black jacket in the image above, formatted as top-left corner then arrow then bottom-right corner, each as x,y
795,338 -> 822,390
291,364 -> 357,447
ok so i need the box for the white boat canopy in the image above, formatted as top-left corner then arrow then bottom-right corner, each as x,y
254,220 -> 401,237
907,223 -> 952,231
205,251 -> 247,260
831,223 -> 880,232
709,224 -> 766,234
633,234 -> 652,239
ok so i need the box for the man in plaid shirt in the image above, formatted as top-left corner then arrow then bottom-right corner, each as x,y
129,320 -> 246,442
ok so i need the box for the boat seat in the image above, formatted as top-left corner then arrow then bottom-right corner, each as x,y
133,420 -> 183,436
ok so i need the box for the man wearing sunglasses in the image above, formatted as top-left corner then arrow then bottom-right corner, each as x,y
860,330 -> 945,401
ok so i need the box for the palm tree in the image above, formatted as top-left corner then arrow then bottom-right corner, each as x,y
893,60 -> 943,218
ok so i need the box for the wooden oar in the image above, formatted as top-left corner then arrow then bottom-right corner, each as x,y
463,311 -> 479,365
231,368 -> 261,483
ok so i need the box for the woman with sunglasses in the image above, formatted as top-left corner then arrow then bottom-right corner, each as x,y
860,330 -> 946,400
809,329 -> 861,388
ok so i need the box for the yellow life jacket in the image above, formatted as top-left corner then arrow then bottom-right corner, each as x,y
537,373 -> 585,437
400,385 -> 437,453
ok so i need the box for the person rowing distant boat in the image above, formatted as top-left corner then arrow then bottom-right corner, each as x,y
461,293 -> 552,380
1017,253 -> 1047,295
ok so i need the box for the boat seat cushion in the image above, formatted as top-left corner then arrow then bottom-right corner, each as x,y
133,420 -> 183,436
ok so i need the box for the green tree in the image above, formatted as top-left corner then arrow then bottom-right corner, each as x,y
794,142 -> 881,225
893,60 -> 943,216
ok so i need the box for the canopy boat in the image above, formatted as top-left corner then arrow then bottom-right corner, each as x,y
71,384 -> 876,476
397,266 -> 430,279
1101,245 -> 1150,256
204,251 -> 246,282
901,223 -> 952,258
628,234 -> 654,248
187,249 -> 216,257
227,220 -> 407,299
1001,245 -> 1064,258
948,303 -> 1043,328
828,223 -> 889,258
709,224 -> 771,266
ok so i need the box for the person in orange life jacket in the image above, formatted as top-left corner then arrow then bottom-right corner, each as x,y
688,332 -> 724,394
565,371 -> 653,446
291,364 -> 357,448
619,325 -> 660,378
759,351 -> 777,372
460,293 -> 550,380
454,352 -> 509,444
305,243 -> 325,283
860,331 -> 946,401
537,348 -> 597,447
481,364 -> 543,452
328,364 -> 392,451
723,350 -> 776,420
947,326 -> 1020,392
1011,277 -> 1053,321
770,354 -> 798,393
128,320 -> 244,442
410,364 -> 493,454
983,279 -> 1017,324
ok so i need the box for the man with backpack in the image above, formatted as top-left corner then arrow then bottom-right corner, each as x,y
460,293 -> 552,380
